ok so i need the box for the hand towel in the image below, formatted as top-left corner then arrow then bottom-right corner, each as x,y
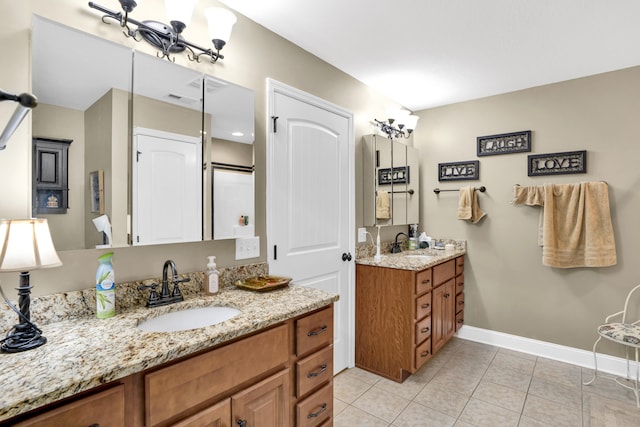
541,182 -> 616,268
376,190 -> 390,219
457,186 -> 486,224
512,185 -> 545,206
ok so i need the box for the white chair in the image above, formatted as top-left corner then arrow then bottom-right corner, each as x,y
584,284 -> 640,407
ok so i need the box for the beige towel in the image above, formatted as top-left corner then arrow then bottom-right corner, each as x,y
513,182 -> 617,268
457,186 -> 486,224
376,190 -> 390,219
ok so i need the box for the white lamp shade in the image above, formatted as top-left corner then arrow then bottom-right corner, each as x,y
0,219 -> 62,272
403,114 -> 420,131
165,0 -> 198,26
205,7 -> 237,44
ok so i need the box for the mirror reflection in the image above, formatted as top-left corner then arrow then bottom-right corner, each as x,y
29,16 -> 256,250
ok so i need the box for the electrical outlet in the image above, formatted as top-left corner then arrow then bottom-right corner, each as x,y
358,227 -> 367,243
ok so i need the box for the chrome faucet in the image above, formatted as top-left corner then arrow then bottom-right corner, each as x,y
139,259 -> 191,308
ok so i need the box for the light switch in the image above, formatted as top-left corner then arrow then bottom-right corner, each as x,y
236,236 -> 260,260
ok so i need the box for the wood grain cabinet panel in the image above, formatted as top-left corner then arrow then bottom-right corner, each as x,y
296,307 -> 334,357
296,345 -> 334,398
295,382 -> 333,427
232,369 -> 290,427
14,385 -> 125,427
172,398 -> 231,427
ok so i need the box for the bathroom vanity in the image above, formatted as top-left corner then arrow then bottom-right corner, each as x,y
355,246 -> 465,382
0,282 -> 337,427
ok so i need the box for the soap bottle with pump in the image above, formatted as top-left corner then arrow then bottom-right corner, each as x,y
205,256 -> 219,295
96,252 -> 115,319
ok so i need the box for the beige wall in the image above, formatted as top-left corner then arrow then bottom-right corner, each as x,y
414,66 -> 640,353
0,1 -> 399,293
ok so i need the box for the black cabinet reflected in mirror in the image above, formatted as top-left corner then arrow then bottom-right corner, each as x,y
28,16 -> 255,250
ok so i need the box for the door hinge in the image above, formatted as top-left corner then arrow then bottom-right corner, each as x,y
271,116 -> 279,133
273,244 -> 277,260
136,150 -> 142,162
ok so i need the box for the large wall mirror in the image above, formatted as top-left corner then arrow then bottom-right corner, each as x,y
29,16 -> 255,250
362,134 -> 419,226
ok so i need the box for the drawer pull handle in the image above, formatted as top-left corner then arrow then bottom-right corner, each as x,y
421,279 -> 431,284
307,403 -> 327,419
457,318 -> 464,323
308,364 -> 328,378
459,301 -> 464,306
420,327 -> 430,333
421,303 -> 430,309
458,282 -> 464,286
307,325 -> 328,336
421,350 -> 430,358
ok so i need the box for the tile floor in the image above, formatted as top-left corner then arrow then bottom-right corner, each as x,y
333,338 -> 639,427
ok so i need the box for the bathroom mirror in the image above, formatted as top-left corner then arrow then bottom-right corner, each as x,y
28,16 -> 256,250
362,134 -> 419,226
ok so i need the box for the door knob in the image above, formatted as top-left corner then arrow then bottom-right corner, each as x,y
342,252 -> 352,261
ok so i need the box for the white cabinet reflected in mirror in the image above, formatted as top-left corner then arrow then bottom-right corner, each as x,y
362,134 -> 419,226
27,16 -> 256,251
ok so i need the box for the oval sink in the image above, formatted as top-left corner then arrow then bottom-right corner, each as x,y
137,306 -> 240,333
404,255 -> 435,260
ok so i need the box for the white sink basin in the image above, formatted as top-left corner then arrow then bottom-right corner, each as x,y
404,255 -> 435,260
137,306 -> 241,333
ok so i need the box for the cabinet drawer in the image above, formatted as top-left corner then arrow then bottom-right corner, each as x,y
415,269 -> 432,295
433,260 -> 455,286
15,385 -> 125,427
456,311 -> 464,331
297,306 -> 334,357
456,274 -> 464,294
145,324 -> 288,426
296,381 -> 333,427
455,256 -> 464,275
414,338 -> 432,371
415,315 -> 431,345
415,292 -> 432,320
456,292 -> 465,314
297,345 -> 333,398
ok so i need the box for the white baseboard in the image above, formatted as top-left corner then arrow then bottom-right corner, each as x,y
456,325 -> 638,379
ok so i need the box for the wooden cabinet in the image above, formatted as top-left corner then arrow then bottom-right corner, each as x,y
356,256 -> 465,382
32,137 -> 72,215
8,306 -> 334,427
13,384 -> 125,427
455,256 -> 465,331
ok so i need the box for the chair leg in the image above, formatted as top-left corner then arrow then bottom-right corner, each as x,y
583,336 -> 602,386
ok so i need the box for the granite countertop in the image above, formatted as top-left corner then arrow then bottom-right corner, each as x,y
356,245 -> 466,270
0,284 -> 338,422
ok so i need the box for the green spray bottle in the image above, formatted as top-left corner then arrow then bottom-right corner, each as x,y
96,252 -> 115,318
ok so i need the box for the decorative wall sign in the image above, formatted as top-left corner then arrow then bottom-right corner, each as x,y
528,150 -> 587,176
477,130 -> 531,156
438,160 -> 479,181
378,166 -> 409,185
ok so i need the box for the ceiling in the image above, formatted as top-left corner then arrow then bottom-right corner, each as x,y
219,0 -> 640,111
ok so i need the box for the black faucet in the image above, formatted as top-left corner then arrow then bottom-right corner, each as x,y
391,233 -> 408,253
139,259 -> 191,308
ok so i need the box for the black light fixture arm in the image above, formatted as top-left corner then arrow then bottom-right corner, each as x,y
88,2 -> 224,63
374,118 -> 412,140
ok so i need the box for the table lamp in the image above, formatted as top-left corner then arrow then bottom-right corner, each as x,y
0,218 -> 62,352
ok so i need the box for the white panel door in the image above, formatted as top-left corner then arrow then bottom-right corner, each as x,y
267,80 -> 354,374
133,128 -> 202,245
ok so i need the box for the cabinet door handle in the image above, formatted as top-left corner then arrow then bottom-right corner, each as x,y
307,325 -> 328,336
421,303 -> 430,309
307,364 -> 328,378
307,403 -> 327,419
420,350 -> 430,358
420,327 -> 430,333
237,419 -> 247,427
444,293 -> 450,298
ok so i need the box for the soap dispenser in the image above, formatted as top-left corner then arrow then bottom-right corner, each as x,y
205,256 -> 219,295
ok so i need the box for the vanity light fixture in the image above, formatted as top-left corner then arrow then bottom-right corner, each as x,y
0,219 -> 62,353
88,0 -> 237,63
374,112 -> 419,139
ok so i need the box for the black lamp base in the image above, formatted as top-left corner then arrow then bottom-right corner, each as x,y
1,322 -> 47,353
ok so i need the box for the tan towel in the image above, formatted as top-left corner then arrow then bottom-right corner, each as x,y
541,182 -> 616,268
457,186 -> 486,224
513,182 -> 617,268
376,190 -> 390,219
